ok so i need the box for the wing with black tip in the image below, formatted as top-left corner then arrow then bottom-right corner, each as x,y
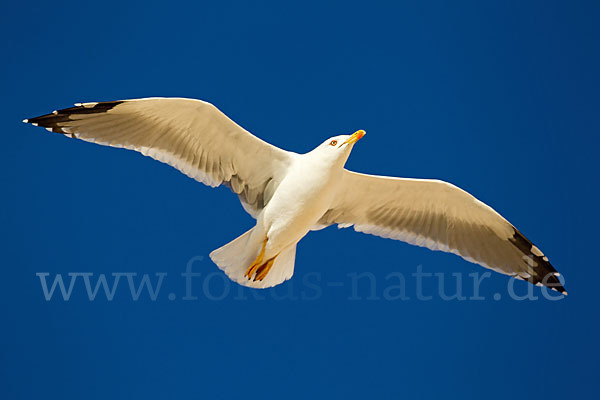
24,97 -> 294,217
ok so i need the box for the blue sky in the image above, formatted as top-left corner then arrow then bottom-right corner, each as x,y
1,1 -> 599,399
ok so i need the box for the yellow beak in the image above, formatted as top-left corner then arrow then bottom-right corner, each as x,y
339,130 -> 366,148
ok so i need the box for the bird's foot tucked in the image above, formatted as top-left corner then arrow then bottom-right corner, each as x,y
254,256 -> 277,282
244,239 -> 267,280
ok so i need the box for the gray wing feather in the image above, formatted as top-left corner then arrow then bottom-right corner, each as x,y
25,98 -> 293,216
321,170 -> 566,294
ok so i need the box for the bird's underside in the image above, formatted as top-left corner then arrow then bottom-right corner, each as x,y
23,97 -> 567,294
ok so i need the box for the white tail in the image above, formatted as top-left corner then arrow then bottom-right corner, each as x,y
210,229 -> 297,289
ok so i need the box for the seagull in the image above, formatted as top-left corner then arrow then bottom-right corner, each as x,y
23,97 -> 566,294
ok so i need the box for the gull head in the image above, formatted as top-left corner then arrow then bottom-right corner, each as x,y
308,130 -> 365,166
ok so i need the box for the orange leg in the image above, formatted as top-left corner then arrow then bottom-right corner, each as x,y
254,255 -> 277,282
244,238 -> 267,280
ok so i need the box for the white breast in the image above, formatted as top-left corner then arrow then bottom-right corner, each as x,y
262,155 -> 342,253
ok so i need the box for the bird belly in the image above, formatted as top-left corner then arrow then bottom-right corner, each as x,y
260,169 -> 338,257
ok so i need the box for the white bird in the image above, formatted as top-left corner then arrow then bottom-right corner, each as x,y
24,97 -> 566,294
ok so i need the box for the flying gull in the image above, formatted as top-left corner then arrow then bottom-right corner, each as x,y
23,97 -> 567,294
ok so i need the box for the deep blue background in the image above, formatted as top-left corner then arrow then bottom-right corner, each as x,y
1,1 -> 598,399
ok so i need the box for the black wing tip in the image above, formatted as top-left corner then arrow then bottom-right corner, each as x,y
23,100 -> 124,131
509,229 -> 568,296
538,273 -> 568,296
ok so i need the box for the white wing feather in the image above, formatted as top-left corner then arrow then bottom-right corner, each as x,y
25,97 -> 293,215
321,170 -> 565,293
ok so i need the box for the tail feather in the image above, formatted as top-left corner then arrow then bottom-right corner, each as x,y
210,229 -> 296,289
267,245 -> 296,287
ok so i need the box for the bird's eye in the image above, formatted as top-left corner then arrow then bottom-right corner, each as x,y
329,140 -> 337,146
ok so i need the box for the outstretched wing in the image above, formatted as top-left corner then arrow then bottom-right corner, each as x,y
24,97 -> 294,216
320,170 -> 566,294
